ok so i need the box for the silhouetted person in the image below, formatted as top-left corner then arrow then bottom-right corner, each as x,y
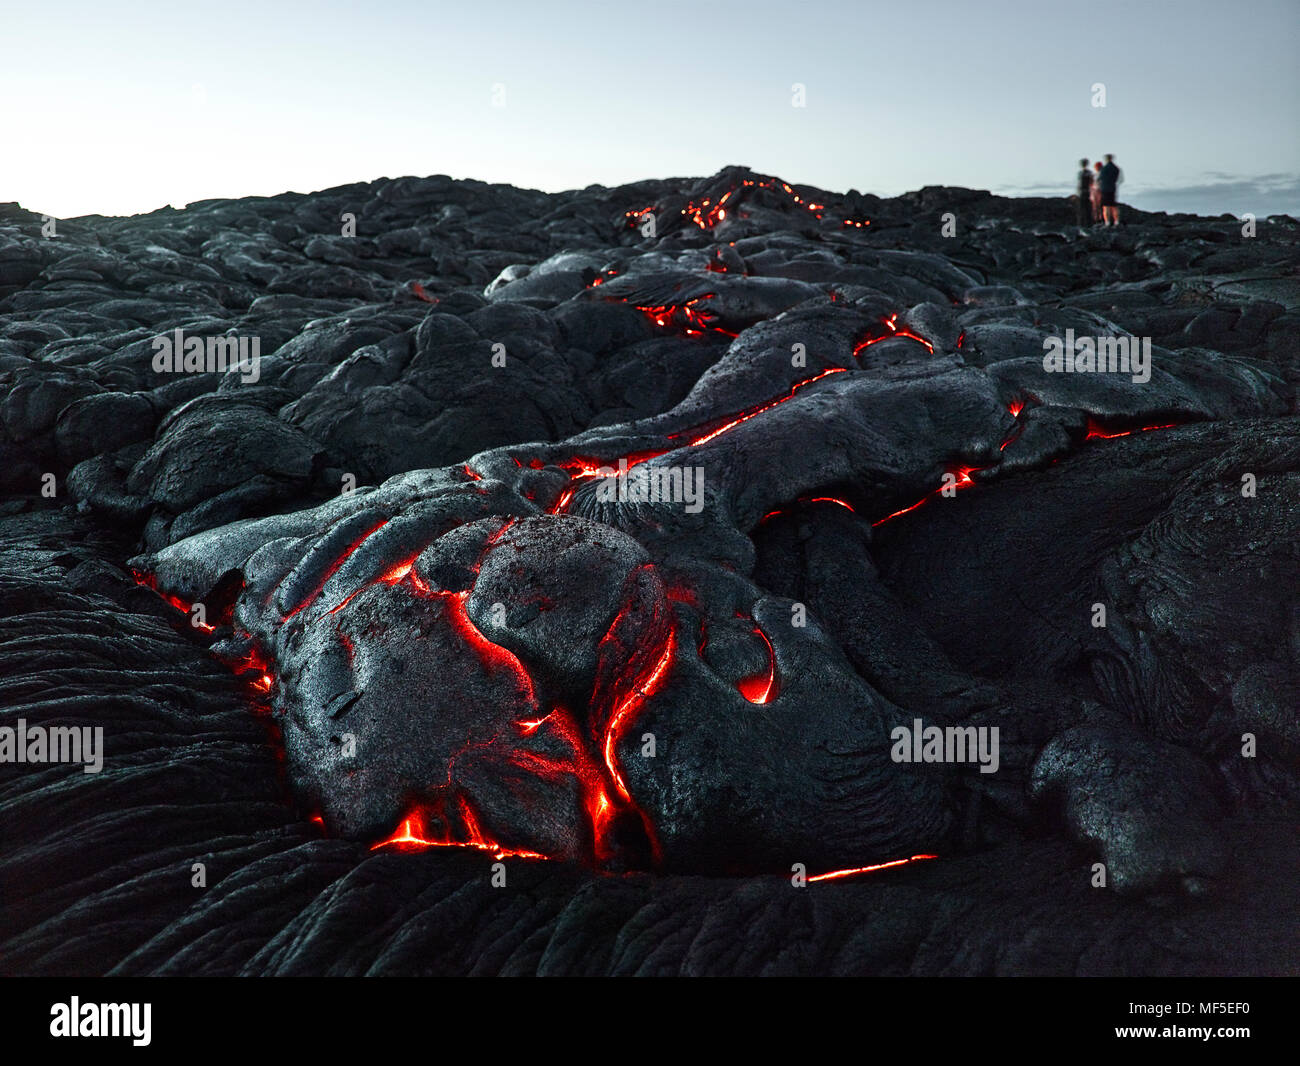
1075,159 -> 1093,227
1091,161 -> 1103,222
1098,154 -> 1122,226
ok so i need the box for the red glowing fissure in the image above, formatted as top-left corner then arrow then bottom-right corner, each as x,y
131,570 -> 275,693
1085,417 -> 1181,440
369,803 -> 548,860
871,464 -> 985,527
871,396 -> 1028,525
130,570 -> 217,633
683,367 -> 848,449
519,705 -> 628,861
282,519 -> 390,621
999,395 -> 1032,451
759,495 -> 856,525
807,854 -> 938,883
356,584 -> 535,703
806,496 -> 855,511
852,314 -> 935,356
735,621 -> 778,705
872,406 -> 1183,527
601,625 -> 676,805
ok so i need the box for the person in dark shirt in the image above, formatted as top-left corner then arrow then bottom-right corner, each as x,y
1075,159 -> 1093,227
1098,154 -> 1122,226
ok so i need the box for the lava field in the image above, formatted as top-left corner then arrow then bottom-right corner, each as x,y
1,165 -> 1297,975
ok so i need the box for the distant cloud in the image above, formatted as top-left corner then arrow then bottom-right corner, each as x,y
995,173 -> 1300,219
1126,175 -> 1300,219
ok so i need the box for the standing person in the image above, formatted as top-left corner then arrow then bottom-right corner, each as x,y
1075,159 -> 1093,227
1098,154 -> 1123,226
1091,161 -> 1104,222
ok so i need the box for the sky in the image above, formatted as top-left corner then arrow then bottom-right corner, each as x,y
5,0 -> 1298,219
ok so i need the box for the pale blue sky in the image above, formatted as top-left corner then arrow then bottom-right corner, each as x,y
5,0 -> 1298,218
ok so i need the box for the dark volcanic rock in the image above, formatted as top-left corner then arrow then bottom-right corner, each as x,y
1,166 -> 1297,976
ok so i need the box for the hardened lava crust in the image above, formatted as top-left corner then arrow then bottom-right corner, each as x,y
1,166 -> 1297,975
